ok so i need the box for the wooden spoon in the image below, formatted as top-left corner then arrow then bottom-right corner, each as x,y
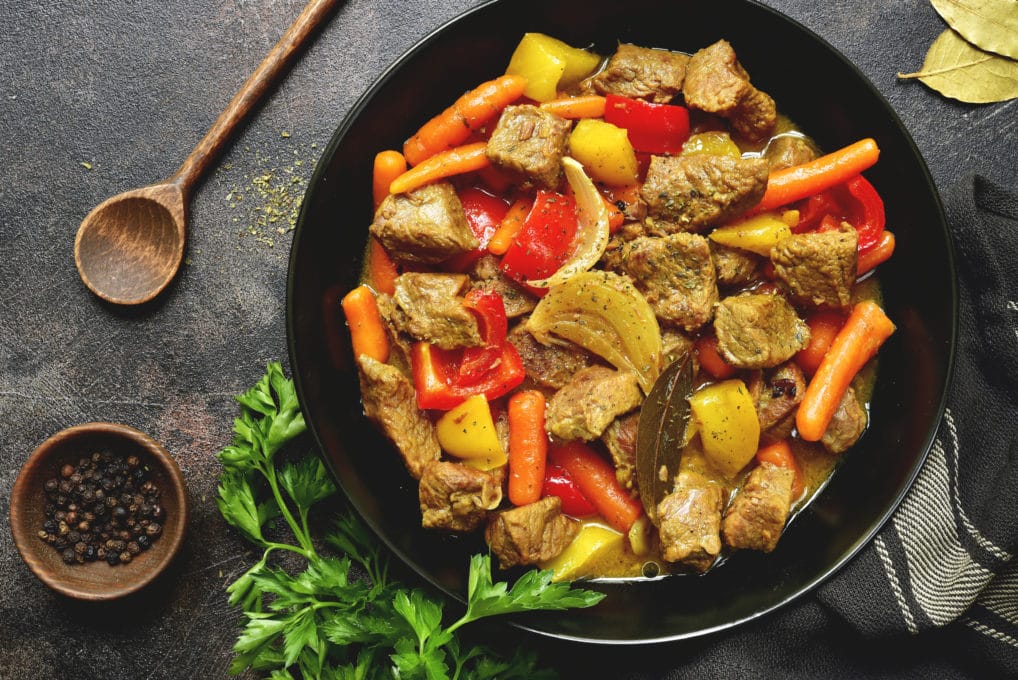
74,0 -> 338,305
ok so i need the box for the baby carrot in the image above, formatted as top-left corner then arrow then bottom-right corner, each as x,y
487,197 -> 532,255
403,74 -> 527,166
549,441 -> 643,533
857,230 -> 896,276
341,284 -> 389,363
507,390 -> 548,506
796,300 -> 895,442
755,138 -> 880,213
373,150 -> 407,208
795,310 -> 847,377
367,238 -> 399,296
389,142 -> 490,195
755,440 -> 804,501
539,94 -> 606,119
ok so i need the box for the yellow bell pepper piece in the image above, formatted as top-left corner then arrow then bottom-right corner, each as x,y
709,213 -> 794,257
506,33 -> 601,103
541,523 -> 623,581
680,131 -> 742,158
435,394 -> 506,470
568,119 -> 639,187
688,379 -> 760,478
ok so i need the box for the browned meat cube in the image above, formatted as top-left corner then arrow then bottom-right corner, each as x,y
486,105 -> 571,190
821,386 -> 868,453
370,181 -> 478,264
657,471 -> 724,572
748,362 -> 806,440
467,254 -> 537,319
714,293 -> 810,369
771,227 -> 858,309
419,460 -> 503,532
545,365 -> 643,441
709,240 -> 761,288
356,356 -> 440,479
722,461 -> 795,552
590,43 -> 689,103
682,40 -> 777,142
640,154 -> 769,232
506,324 -> 595,390
605,233 -> 718,332
601,412 -> 639,494
661,328 -> 695,367
485,496 -> 579,569
390,272 -> 482,349
763,134 -> 818,171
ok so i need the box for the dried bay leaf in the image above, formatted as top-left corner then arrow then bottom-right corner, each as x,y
930,0 -> 1018,60
899,29 -> 1018,103
635,352 -> 693,523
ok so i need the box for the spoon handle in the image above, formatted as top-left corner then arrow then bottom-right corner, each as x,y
170,0 -> 339,193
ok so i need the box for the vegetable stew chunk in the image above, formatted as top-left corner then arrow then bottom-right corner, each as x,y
640,154 -> 769,233
721,461 -> 795,552
485,496 -> 579,569
545,365 -> 643,441
467,255 -> 537,319
419,461 -> 503,532
601,412 -> 640,495
763,133 -> 818,171
389,272 -> 482,349
370,181 -> 478,264
486,104 -> 571,190
605,233 -> 718,332
710,240 -> 761,288
506,324 -> 595,390
821,386 -> 868,454
356,356 -> 441,479
682,39 -> 777,142
749,362 -> 807,441
589,43 -> 689,103
657,470 -> 724,573
714,293 -> 810,369
771,226 -> 859,309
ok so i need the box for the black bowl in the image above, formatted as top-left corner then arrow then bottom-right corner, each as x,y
287,0 -> 955,643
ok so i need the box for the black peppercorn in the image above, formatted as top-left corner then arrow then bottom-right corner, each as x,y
62,548 -> 76,564
106,551 -> 120,565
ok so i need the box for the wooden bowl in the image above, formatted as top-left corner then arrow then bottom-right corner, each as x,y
9,422 -> 189,600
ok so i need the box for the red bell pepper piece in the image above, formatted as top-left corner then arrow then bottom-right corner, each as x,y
500,189 -> 578,295
411,341 -> 525,410
457,289 -> 507,384
603,94 -> 690,155
793,174 -> 885,255
542,462 -> 598,517
443,186 -> 511,272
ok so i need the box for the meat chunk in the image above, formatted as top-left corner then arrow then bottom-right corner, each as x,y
370,181 -> 478,264
771,226 -> 858,309
390,272 -> 482,349
661,328 -> 695,367
682,40 -> 777,142
657,470 -> 723,573
357,356 -> 440,478
640,154 -> 769,232
709,240 -> 761,288
486,105 -> 571,190
748,362 -> 806,440
545,365 -> 643,441
419,461 -> 503,532
601,412 -> 639,494
506,324 -> 595,390
763,134 -> 818,171
467,255 -> 537,319
485,496 -> 579,569
590,43 -> 688,103
722,461 -> 795,552
714,293 -> 810,369
821,386 -> 868,453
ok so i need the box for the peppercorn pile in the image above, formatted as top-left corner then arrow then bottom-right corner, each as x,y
37,450 -> 165,566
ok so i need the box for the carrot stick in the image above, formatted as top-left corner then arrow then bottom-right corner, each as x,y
796,300 -> 895,442
507,391 -> 548,506
403,74 -> 527,166
754,138 -> 880,213
341,284 -> 390,363
857,231 -> 896,276
389,142 -> 490,195
486,197 -> 532,255
367,238 -> 399,296
695,335 -> 736,380
795,310 -> 847,377
373,150 -> 407,208
539,95 -> 606,119
755,440 -> 804,500
549,441 -> 643,533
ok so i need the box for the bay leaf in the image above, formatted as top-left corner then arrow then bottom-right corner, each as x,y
898,29 -> 1018,103
635,351 -> 693,523
930,0 -> 1018,60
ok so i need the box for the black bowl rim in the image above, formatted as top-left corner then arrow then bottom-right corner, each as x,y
287,0 -> 958,644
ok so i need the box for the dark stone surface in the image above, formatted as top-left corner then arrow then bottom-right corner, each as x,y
0,1 -> 1011,678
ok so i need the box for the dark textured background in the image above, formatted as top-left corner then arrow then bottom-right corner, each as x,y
0,1 -> 1013,678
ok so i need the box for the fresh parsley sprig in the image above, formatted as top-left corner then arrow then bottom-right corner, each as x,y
216,362 -> 604,679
